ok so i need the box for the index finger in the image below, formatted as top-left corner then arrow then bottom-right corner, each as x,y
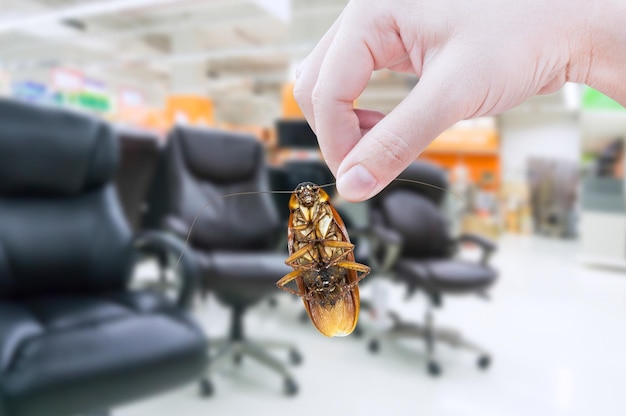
312,28 -> 374,174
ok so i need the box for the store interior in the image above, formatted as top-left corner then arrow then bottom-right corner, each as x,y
1,1 -> 626,416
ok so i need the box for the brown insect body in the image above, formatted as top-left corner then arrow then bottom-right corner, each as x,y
276,182 -> 370,337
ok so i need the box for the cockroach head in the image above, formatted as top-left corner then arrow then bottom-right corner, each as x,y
294,182 -> 320,207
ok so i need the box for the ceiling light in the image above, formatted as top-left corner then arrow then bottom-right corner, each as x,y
0,0 -> 181,33
251,0 -> 291,23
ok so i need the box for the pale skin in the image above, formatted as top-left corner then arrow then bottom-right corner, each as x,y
294,0 -> 626,201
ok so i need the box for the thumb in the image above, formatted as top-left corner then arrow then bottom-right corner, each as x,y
336,50 -> 472,201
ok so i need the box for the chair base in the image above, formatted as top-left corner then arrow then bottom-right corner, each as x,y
200,305 -> 301,396
368,308 -> 491,376
201,339 -> 300,396
209,338 -> 301,373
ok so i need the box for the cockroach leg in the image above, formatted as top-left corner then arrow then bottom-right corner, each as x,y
276,269 -> 306,296
334,260 -> 371,275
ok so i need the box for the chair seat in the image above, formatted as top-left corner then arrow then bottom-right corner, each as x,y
196,251 -> 292,306
397,259 -> 497,294
0,292 -> 207,416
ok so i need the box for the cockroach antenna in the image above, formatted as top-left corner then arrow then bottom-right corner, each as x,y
173,178 -> 463,269
173,189 -> 295,268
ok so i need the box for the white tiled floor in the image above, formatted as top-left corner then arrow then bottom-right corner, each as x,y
120,235 -> 626,416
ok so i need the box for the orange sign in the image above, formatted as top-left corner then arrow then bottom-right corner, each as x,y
281,82 -> 304,118
166,95 -> 214,126
425,128 -> 499,154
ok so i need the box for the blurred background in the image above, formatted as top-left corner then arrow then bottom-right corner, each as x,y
1,1 -> 626,416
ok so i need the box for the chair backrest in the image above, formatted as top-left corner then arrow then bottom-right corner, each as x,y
114,126 -> 161,231
162,126 -> 280,251
0,99 -> 133,300
376,161 -> 449,207
371,161 -> 452,258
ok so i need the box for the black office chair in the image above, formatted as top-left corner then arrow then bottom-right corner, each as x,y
367,161 -> 498,376
267,165 -> 293,229
114,126 -> 161,232
155,126 -> 300,396
0,99 -> 207,416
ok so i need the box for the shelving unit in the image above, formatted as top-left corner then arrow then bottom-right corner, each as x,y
578,108 -> 626,270
420,126 -> 500,191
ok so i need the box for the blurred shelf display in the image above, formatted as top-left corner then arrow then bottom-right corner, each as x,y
526,157 -> 579,239
460,214 -> 501,240
64,90 -> 112,113
421,124 -> 500,192
166,95 -> 214,126
11,80 -> 61,105
421,122 -> 502,239
579,176 -> 626,270
500,181 -> 533,235
579,113 -> 626,270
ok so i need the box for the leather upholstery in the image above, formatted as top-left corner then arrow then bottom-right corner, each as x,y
114,127 -> 161,231
0,99 -> 116,197
164,126 -> 281,251
177,126 -> 260,183
0,187 -> 133,300
377,190 -> 451,258
0,293 -> 205,416
373,161 -> 497,294
159,126 -> 298,392
0,101 -> 132,300
161,126 -> 290,305
0,100 -> 207,416
396,259 -> 496,293
195,251 -> 290,305
374,161 -> 449,207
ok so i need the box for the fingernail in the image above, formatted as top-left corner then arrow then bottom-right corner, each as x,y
337,164 -> 377,201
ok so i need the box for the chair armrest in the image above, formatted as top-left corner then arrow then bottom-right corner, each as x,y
163,215 -> 190,239
367,224 -> 403,273
371,223 -> 403,247
134,231 -> 199,309
456,233 -> 497,264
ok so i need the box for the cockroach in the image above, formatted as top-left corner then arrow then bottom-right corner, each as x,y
176,178 -> 460,338
276,182 -> 370,337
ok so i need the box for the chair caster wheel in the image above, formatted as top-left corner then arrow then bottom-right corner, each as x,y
199,378 -> 214,397
233,353 -> 242,365
289,349 -> 303,365
284,378 -> 298,396
368,339 -> 379,353
427,361 -> 441,377
477,355 -> 491,370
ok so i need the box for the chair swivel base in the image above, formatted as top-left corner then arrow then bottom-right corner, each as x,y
201,337 -> 301,396
368,310 -> 491,376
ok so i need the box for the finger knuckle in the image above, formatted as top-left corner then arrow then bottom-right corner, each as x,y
370,127 -> 413,169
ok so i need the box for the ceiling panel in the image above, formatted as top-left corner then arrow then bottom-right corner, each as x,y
1,0 -> 569,127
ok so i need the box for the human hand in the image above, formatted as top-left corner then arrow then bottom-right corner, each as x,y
294,0 -> 600,201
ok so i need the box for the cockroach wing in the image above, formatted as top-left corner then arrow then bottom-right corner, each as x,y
286,192 -> 365,337
297,274 -> 361,337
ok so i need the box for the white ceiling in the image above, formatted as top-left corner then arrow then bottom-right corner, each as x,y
0,0 -> 574,126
